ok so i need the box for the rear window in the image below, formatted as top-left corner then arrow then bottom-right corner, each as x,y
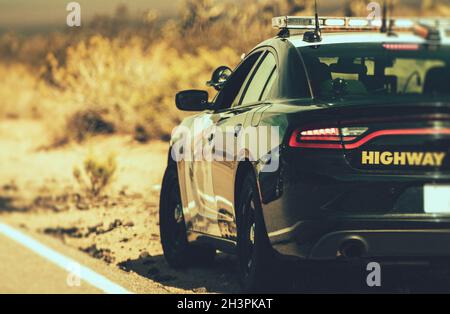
298,43 -> 450,102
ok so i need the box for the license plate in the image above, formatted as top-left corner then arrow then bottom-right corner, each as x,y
424,185 -> 450,214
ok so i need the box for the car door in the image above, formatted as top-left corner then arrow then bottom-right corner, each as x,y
210,50 -> 280,240
180,110 -> 218,237
183,50 -> 265,237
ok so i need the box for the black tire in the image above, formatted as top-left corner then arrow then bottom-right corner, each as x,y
159,166 -> 216,269
236,171 -> 277,293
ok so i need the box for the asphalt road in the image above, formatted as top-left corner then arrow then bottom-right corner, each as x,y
0,233 -> 102,293
3,221 -> 450,294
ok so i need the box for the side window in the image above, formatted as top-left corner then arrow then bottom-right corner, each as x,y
240,52 -> 277,106
260,66 -> 278,100
230,53 -> 265,107
213,52 -> 262,110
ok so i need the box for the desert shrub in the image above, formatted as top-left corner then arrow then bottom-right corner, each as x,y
66,110 -> 115,142
45,36 -> 239,141
73,153 -> 117,197
0,0 -> 448,145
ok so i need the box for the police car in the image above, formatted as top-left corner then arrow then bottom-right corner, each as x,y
159,14 -> 450,292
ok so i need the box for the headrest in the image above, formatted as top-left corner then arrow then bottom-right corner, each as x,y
424,66 -> 450,95
329,58 -> 368,75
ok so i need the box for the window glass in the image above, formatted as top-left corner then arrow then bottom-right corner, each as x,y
214,52 -> 262,110
231,53 -> 265,107
300,43 -> 450,102
385,59 -> 444,94
240,53 -> 277,106
260,67 -> 278,100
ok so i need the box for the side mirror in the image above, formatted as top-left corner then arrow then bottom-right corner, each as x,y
175,90 -> 210,111
207,66 -> 233,91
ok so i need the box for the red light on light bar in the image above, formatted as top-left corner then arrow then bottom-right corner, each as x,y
383,43 -> 420,51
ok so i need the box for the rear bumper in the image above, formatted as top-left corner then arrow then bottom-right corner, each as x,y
270,219 -> 450,260
259,146 -> 450,260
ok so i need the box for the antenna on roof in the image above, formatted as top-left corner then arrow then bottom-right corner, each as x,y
387,0 -> 397,36
314,0 -> 321,36
380,0 -> 388,33
303,0 -> 322,42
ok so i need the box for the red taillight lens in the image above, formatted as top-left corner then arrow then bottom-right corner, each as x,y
300,127 -> 340,138
289,127 -> 367,149
289,127 -> 343,149
290,126 -> 450,150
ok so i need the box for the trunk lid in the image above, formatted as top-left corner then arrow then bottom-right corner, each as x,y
335,101 -> 450,174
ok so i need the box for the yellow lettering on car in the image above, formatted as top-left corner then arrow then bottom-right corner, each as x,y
362,151 -> 374,165
406,152 -> 424,166
361,151 -> 447,167
393,152 -> 406,165
433,152 -> 446,167
380,152 -> 393,165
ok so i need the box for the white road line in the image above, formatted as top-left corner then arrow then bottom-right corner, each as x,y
0,222 -> 132,294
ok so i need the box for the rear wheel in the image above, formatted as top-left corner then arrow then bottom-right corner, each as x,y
236,172 -> 277,292
159,166 -> 216,269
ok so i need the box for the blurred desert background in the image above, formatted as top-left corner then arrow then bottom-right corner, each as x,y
0,0 -> 450,293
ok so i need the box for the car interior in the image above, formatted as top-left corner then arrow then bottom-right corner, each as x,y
304,53 -> 450,99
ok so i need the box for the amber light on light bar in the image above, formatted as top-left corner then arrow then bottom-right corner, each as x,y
272,16 -> 450,33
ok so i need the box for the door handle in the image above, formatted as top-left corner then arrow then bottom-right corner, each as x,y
234,124 -> 243,137
208,132 -> 215,143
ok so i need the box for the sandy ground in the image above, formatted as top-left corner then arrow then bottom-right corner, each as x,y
5,120 -> 450,293
0,119 -> 239,294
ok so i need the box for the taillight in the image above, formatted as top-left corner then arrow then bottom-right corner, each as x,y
289,127 -> 368,149
291,126 -> 450,150
341,127 -> 369,137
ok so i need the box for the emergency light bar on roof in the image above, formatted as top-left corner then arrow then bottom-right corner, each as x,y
272,16 -> 450,32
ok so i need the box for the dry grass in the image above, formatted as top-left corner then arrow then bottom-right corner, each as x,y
0,0 -> 449,145
45,37 -> 239,142
73,152 -> 118,197
0,1 -> 449,293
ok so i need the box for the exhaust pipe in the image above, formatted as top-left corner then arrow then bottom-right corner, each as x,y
339,238 -> 367,258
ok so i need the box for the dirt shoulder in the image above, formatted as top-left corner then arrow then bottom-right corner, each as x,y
0,119 -> 239,294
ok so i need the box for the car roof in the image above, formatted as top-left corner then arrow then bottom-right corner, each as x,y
256,31 -> 450,50
290,32 -> 429,47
